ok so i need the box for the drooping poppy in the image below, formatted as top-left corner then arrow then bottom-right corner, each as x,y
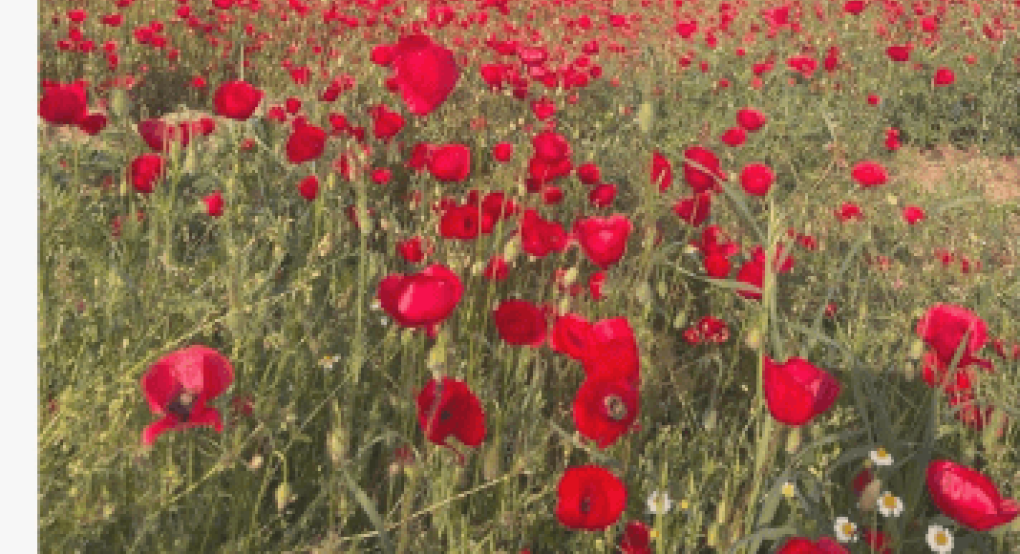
416,377 -> 486,456
736,108 -> 767,132
619,520 -> 652,554
550,314 -> 594,361
762,356 -> 841,426
927,459 -> 1020,531
140,345 -> 234,446
651,150 -> 673,192
581,318 -> 641,384
682,146 -> 725,193
555,465 -> 627,531
377,264 -> 463,329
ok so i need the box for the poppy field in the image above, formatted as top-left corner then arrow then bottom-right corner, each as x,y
38,0 -> 1020,552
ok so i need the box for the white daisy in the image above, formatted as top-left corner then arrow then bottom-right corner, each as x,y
877,491 -> 904,517
870,447 -> 894,467
926,524 -> 954,553
646,490 -> 673,515
319,355 -> 341,370
834,516 -> 858,543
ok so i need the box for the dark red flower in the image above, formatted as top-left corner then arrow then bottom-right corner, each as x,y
39,81 -> 88,125
862,527 -> 892,554
573,376 -> 639,448
297,175 -> 319,201
682,146 -> 725,193
492,142 -> 513,162
129,154 -> 164,193
204,191 -> 224,217
916,304 -> 991,369
377,265 -> 463,329
370,104 -> 405,142
213,80 -> 263,120
886,44 -> 912,62
397,236 -> 428,263
581,318 -> 640,384
577,162 -> 601,186
736,108 -> 767,131
77,113 -> 108,135
673,192 -> 713,227
286,123 -> 327,164
428,144 -> 471,183
933,67 -> 956,86
483,256 -> 509,281
555,465 -> 627,531
140,345 -> 234,446
417,377 -> 486,453
740,163 -> 775,196
519,210 -> 569,258
651,150 -> 673,192
573,215 -> 632,270
492,299 -> 548,347
619,520 -> 652,554
851,161 -> 888,188
927,459 -> 1019,531
762,356 -> 841,426
389,34 -> 460,116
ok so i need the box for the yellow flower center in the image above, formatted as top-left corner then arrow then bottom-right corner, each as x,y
936,532 -> 948,546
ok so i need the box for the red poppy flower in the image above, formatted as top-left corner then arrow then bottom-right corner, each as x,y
492,299 -> 548,347
916,304 -> 990,369
492,142 -> 513,162
619,520 -> 652,554
851,161 -> 888,188
532,131 -> 572,163
933,67 -> 956,86
396,236 -> 428,263
576,162 -> 601,186
204,191 -> 224,217
836,202 -> 864,222
77,113 -> 108,135
377,265 -> 463,329
651,150 -> 673,192
550,314 -> 594,362
842,1 -> 865,15
740,163 -> 775,196
213,80 -> 263,120
129,154 -> 165,194
519,210 -> 569,258
682,146 -> 725,193
927,459 -> 1020,531
673,192 -> 713,227
370,104 -> 405,142
581,318 -> 640,384
573,376 -> 639,448
137,119 -> 180,152
140,345 -> 234,446
286,123 -> 327,164
428,144 -> 471,183
555,465 -> 627,531
573,215 -> 632,270
297,175 -> 319,201
886,44 -> 911,62
777,536 -> 849,553
416,377 -> 486,455
903,206 -> 925,224
762,356 -> 841,426
390,34 -> 460,116
721,127 -> 747,147
39,81 -> 88,125
588,183 -> 617,208
736,108 -> 767,132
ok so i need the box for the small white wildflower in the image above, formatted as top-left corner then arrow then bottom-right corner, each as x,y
781,482 -> 796,499
870,446 -> 894,467
877,491 -> 904,517
646,490 -> 673,515
926,524 -> 954,553
834,516 -> 858,543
